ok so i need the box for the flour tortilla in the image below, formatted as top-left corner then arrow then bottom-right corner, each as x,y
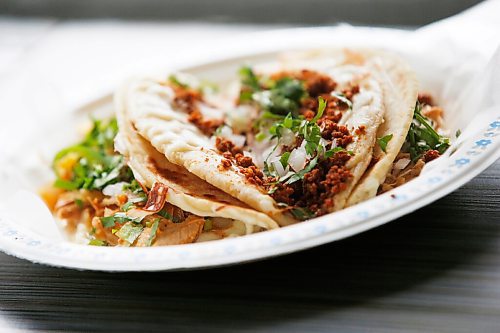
114,84 -> 279,231
279,49 -> 418,207
121,78 -> 296,226
346,51 -> 418,206
123,67 -> 382,217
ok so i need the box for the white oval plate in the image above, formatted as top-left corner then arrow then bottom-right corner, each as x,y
0,27 -> 499,271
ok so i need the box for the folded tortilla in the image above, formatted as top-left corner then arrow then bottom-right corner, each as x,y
278,49 -> 418,207
114,83 -> 279,232
346,51 -> 418,205
121,48 -> 417,222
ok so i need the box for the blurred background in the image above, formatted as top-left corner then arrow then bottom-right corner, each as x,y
0,0 -> 485,26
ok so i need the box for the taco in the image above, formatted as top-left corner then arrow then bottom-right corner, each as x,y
124,49 -> 439,223
40,97 -> 278,247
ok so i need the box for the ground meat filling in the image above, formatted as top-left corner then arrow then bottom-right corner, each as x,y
170,84 -> 223,136
215,137 -> 265,185
215,70 -> 359,216
264,70 -> 359,216
271,152 -> 352,216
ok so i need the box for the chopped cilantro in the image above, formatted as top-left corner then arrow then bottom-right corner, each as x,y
405,103 -> 450,160
53,118 -> 134,191
74,198 -> 84,209
255,132 -> 267,142
115,222 -> 144,245
121,201 -> 136,212
324,147 -> 353,158
88,239 -> 107,246
239,66 -> 261,91
203,218 -> 213,231
238,67 -> 306,117
168,74 -> 189,88
297,97 -> 327,156
199,80 -> 219,94
284,156 -> 318,185
283,113 -> 294,129
311,97 -> 327,123
122,180 -> 144,194
157,209 -> 181,223
301,123 -> 322,156
146,218 -> 160,246
280,152 -> 291,168
456,129 -> 462,138
331,92 -> 353,109
377,134 -> 393,153
290,207 -> 315,220
100,212 -> 143,228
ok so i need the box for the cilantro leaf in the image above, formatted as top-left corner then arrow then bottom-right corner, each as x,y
325,147 -> 350,158
115,222 -> 144,245
331,92 -> 353,109
100,212 -> 143,228
280,152 -> 291,168
157,209 -> 181,223
88,239 -> 107,246
290,207 -> 315,220
405,103 -> 450,160
377,134 -> 393,153
168,74 -> 189,88
311,96 -> 327,123
146,219 -> 160,246
239,66 -> 261,91
121,201 -> 136,212
53,118 -> 134,191
284,156 -> 318,185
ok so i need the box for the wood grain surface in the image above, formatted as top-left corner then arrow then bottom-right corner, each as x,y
0,159 -> 498,333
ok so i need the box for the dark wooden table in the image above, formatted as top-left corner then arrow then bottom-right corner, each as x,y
0,159 -> 498,332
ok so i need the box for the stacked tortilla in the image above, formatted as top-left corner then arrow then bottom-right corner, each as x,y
115,49 -> 418,232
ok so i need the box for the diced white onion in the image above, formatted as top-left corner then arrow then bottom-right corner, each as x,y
353,91 -> 373,109
288,147 -> 307,172
215,125 -> 246,147
271,159 -> 287,177
226,105 -> 254,133
124,209 -> 151,220
198,103 -> 223,120
394,158 -> 411,170
252,90 -> 271,107
230,134 -> 246,147
280,128 -> 296,147
102,182 -> 128,197
114,134 -> 126,155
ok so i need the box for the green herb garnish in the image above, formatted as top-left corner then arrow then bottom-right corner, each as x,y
146,219 -> 160,246
121,201 -> 136,212
377,134 -> 393,153
88,239 -> 107,246
168,74 -> 189,88
279,152 -> 291,168
74,198 -> 84,209
405,103 -> 450,160
284,156 -> 318,185
299,97 -> 327,156
324,147 -> 354,158
53,118 -> 134,191
100,212 -> 143,228
203,218 -> 213,231
331,92 -> 353,109
290,207 -> 315,220
157,209 -> 181,223
115,222 -> 144,245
